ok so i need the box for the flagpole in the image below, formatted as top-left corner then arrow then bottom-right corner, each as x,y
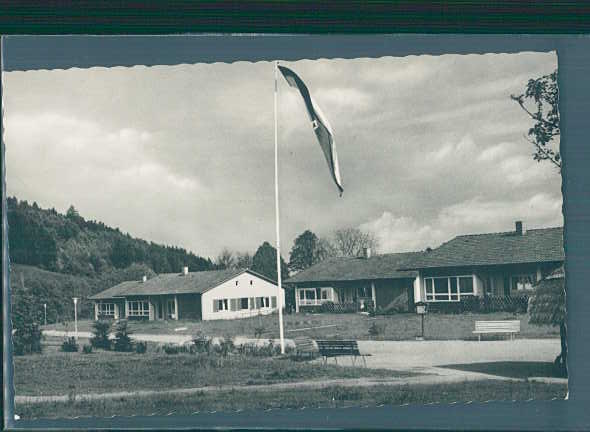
274,60 -> 286,354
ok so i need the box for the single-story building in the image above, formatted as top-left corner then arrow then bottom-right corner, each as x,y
89,267 -> 285,321
285,250 -> 422,313
401,222 -> 564,304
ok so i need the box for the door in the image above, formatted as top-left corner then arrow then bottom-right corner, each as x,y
167,299 -> 175,319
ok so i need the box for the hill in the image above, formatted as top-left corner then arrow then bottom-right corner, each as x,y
10,263 -> 158,321
6,197 -> 214,277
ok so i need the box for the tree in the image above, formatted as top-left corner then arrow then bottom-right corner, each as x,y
331,227 -> 379,257
12,287 -> 43,355
216,247 -> 235,269
90,320 -> 112,350
511,70 -> 560,171
289,230 -> 330,272
528,268 -> 567,376
112,320 -> 134,352
251,241 -> 289,283
235,251 -> 253,269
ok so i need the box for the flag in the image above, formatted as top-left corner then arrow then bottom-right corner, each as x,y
278,65 -> 343,196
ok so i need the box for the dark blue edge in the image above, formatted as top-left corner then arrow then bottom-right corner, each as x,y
2,34 -> 589,430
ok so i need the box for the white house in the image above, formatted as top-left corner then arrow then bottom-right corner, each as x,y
89,267 -> 285,321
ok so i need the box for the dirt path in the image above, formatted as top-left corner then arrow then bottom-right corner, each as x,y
16,368 -> 521,405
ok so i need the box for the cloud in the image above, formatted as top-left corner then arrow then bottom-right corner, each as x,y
361,193 -> 563,253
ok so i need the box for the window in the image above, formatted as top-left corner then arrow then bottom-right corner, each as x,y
98,303 -> 115,316
298,288 -> 317,305
216,299 -> 229,311
250,280 -> 253,285
257,296 -> 270,308
320,287 -> 333,301
235,280 -> 239,286
511,274 -> 535,291
127,300 -> 149,316
240,298 -> 249,310
425,276 -> 474,302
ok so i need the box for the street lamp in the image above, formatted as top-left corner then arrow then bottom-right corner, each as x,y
43,303 -> 47,326
72,297 -> 79,341
415,301 -> 428,341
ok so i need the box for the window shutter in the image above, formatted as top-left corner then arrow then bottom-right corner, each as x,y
230,298 -> 238,311
250,297 -> 255,309
213,300 -> 219,312
271,296 -> 277,308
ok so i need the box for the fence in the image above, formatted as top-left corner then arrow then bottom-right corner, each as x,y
426,295 -> 529,314
299,301 -> 375,314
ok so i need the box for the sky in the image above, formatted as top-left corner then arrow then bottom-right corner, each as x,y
3,51 -> 562,261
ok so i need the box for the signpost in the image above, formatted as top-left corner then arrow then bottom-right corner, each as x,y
415,301 -> 428,341
72,297 -> 79,341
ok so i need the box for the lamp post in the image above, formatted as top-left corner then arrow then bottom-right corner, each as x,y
415,301 -> 428,341
43,303 -> 47,326
72,297 -> 79,341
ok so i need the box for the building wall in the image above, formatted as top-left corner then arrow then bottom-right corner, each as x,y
201,272 -> 284,321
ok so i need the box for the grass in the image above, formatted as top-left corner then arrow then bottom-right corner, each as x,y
14,350 -> 414,397
441,361 -> 567,379
43,311 -> 558,341
16,380 -> 567,419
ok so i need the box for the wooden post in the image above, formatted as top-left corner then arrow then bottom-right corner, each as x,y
174,295 -> 179,320
295,287 -> 300,313
371,282 -> 376,309
94,302 -> 98,321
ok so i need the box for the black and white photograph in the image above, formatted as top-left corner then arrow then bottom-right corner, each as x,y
3,41 -> 566,420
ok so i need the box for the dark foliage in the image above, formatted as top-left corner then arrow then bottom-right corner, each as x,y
511,70 -> 560,170
135,341 -> 148,354
11,288 -> 43,355
82,344 -> 93,354
113,320 -> 134,352
90,320 -> 112,350
426,296 -> 529,314
251,241 -> 289,282
6,197 -> 214,276
61,336 -> 79,352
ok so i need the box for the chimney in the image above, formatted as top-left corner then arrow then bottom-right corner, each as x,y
515,221 -> 526,236
183,266 -> 189,275
363,247 -> 372,259
142,275 -> 147,283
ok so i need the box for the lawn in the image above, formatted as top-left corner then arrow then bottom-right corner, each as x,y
13,350 -> 415,397
43,311 -> 559,341
441,361 -> 567,379
16,380 -> 567,419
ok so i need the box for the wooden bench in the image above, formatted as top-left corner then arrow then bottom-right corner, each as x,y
294,336 -> 318,360
316,340 -> 370,366
473,320 -> 520,341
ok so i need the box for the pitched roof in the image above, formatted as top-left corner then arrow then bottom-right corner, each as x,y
90,268 -> 276,300
285,252 -> 421,284
402,227 -> 564,270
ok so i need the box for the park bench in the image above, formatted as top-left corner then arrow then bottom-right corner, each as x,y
294,336 -> 318,360
473,320 -> 520,341
316,340 -> 369,367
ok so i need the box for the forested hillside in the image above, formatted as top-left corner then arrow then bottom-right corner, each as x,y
6,197 -> 215,322
6,197 -> 214,277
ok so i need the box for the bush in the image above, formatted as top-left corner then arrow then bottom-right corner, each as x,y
135,341 -> 148,354
214,336 -> 235,357
192,332 -> 212,354
162,343 -> 191,355
112,320 -> 134,352
90,320 -> 112,350
82,344 -> 93,354
13,322 -> 43,356
61,336 -> 79,352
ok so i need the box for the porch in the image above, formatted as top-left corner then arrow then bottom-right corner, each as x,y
295,283 -> 375,313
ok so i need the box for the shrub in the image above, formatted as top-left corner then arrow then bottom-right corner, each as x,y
113,320 -> 134,352
192,332 -> 212,354
163,343 -> 190,355
90,320 -> 112,350
214,336 -> 235,357
13,322 -> 43,356
82,344 -> 93,354
135,341 -> 148,354
61,336 -> 79,352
